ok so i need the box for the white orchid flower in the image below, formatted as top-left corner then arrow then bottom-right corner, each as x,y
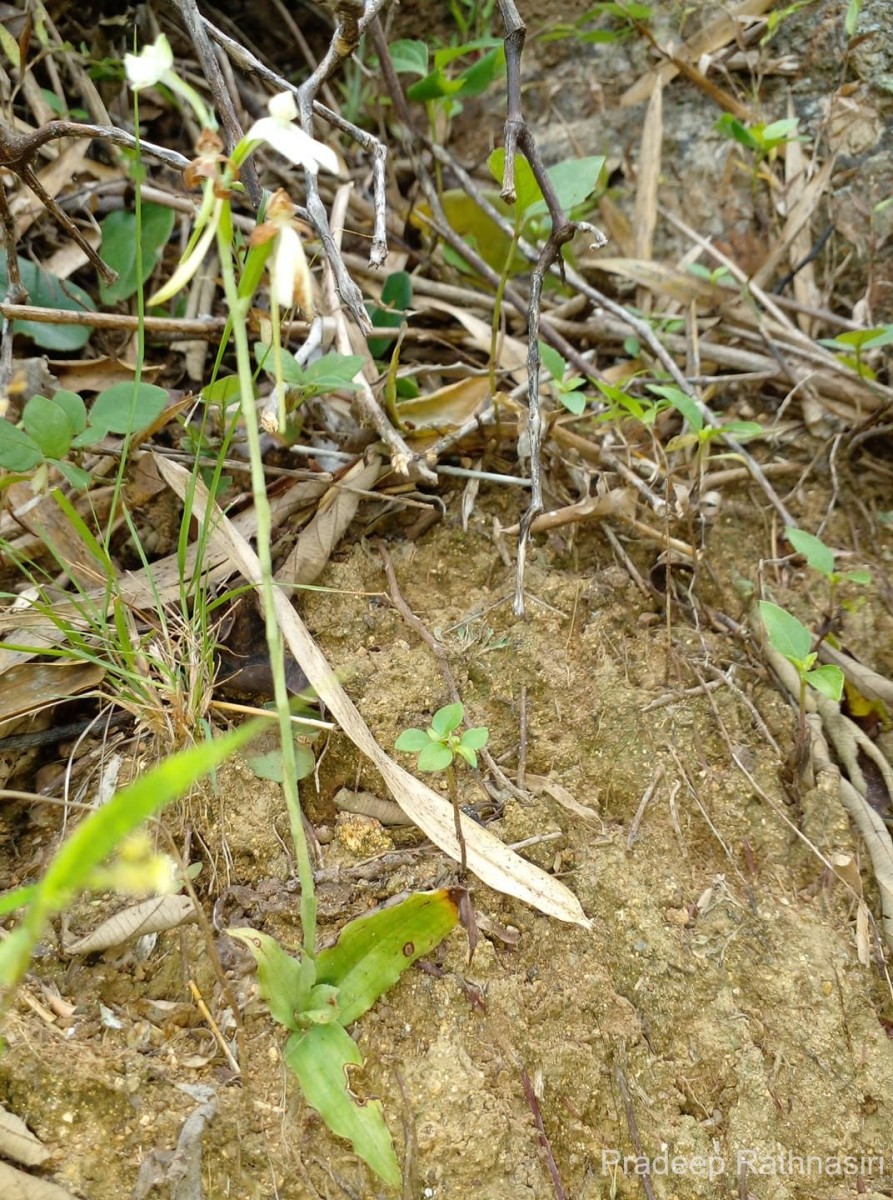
124,34 -> 216,129
124,34 -> 174,90
246,92 -> 339,175
250,189 -> 314,314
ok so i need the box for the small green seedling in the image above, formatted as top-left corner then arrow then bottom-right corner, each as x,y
653,384 -> 762,482
785,527 -> 871,612
715,114 -> 807,162
760,600 -> 844,741
396,702 -> 489,875
539,342 -> 590,415
818,324 -> 893,381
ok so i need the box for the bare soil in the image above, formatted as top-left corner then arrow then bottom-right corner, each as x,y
4,488 -> 893,1199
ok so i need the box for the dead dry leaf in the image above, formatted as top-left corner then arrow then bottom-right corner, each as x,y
63,895 -> 196,956
276,457 -> 382,587
0,1106 -> 50,1168
526,774 -> 602,823
0,661 -> 104,724
620,0 -> 776,108
155,454 -> 592,928
397,375 -> 492,432
0,1161 -> 77,1200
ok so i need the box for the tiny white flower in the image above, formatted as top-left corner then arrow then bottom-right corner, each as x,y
124,34 -> 174,91
246,91 -> 339,175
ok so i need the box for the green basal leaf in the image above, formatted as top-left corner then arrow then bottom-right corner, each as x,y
0,419 -> 43,471
431,702 -> 464,737
298,983 -> 341,1026
805,664 -> 845,702
88,381 -> 169,437
786,527 -> 835,578
0,886 -> 36,918
284,1023 -> 401,1187
315,888 -> 461,1024
99,204 -> 176,304
417,742 -> 453,772
759,601 -> 812,662
395,728 -> 430,752
0,253 -> 95,351
228,928 -> 315,1030
22,393 -> 75,460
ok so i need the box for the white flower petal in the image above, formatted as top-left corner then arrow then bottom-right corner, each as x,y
246,117 -> 339,175
268,91 -> 299,122
270,226 -> 311,311
124,34 -> 174,90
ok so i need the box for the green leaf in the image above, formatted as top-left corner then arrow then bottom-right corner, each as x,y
407,66 -> 464,101
431,702 -> 464,737
227,928 -> 314,1030
846,0 -> 861,37
761,117 -> 801,145
1,723 -> 260,992
759,601 -> 812,662
719,420 -> 763,439
805,664 -> 845,702
648,384 -> 703,432
395,728 -> 430,752
53,459 -> 93,489
88,382 -> 169,437
715,113 -> 760,151
0,22 -> 21,68
487,148 -> 543,220
455,744 -> 478,768
844,568 -> 871,586
284,1023 -> 401,1187
454,46 -> 505,98
288,352 -> 365,393
786,527 -> 835,579
417,742 -> 453,772
538,341 -> 567,383
22,393 -> 74,459
200,376 -> 243,406
527,156 -> 606,218
315,888 -> 460,1023
559,390 -> 587,416
0,420 -> 43,471
0,253 -> 95,351
367,271 -> 412,359
460,727 -> 489,751
388,38 -> 429,75
99,204 -> 176,304
51,390 -> 87,434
